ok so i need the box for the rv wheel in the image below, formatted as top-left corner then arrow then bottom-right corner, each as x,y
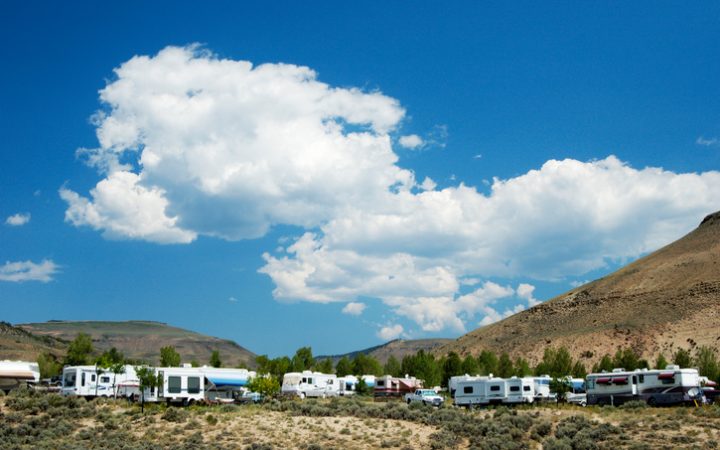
407,399 -> 412,405
647,397 -> 656,407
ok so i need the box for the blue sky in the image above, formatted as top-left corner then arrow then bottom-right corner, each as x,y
1,1 -> 719,357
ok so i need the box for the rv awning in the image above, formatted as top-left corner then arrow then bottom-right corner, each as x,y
612,377 -> 628,384
595,377 -> 611,384
206,377 -> 248,387
658,372 -> 675,380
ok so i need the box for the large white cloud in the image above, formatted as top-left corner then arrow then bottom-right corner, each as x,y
0,260 -> 58,283
63,45 -> 720,335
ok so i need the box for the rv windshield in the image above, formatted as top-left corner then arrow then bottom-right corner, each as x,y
63,371 -> 76,388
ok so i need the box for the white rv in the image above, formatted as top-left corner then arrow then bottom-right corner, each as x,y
586,365 -> 704,406
505,377 -> 535,404
454,376 -> 507,407
532,375 -> 553,401
0,360 -> 40,392
565,377 -> 587,406
281,371 -> 339,398
200,367 -> 255,402
338,375 -> 358,395
448,374 -> 487,397
61,365 -> 138,398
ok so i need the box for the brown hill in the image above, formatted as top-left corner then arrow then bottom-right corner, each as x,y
439,211 -> 720,366
16,320 -> 257,368
318,338 -> 453,365
0,322 -> 67,361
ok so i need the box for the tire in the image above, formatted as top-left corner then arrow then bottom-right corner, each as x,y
423,400 -> 427,406
647,397 -> 656,407
407,399 -> 412,405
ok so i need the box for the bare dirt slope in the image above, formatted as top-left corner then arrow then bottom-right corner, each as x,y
319,338 -> 453,365
17,320 -> 257,368
0,322 -> 66,361
440,211 -> 720,365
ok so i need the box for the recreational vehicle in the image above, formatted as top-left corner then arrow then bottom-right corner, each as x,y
338,375 -> 358,395
281,371 -> 339,398
448,374 -> 487,397
532,375 -> 553,401
505,377 -> 535,404
373,375 -> 422,399
453,376 -> 507,407
0,360 -> 40,392
565,377 -> 587,406
200,367 -> 255,402
61,365 -> 138,398
586,365 -> 704,406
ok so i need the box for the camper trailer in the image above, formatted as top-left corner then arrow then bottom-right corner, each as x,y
338,375 -> 358,396
532,375 -> 553,402
61,365 -> 138,398
200,367 -> 255,403
0,360 -> 40,393
373,375 -> 422,399
281,371 -> 339,398
448,374 -> 487,397
453,376 -> 507,407
505,377 -> 535,404
565,377 -> 587,406
586,365 -> 704,406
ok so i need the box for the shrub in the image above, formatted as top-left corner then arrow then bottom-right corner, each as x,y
619,400 -> 648,410
161,406 -> 188,423
543,437 -> 573,450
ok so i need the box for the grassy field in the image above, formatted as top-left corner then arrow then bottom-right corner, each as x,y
1,389 -> 720,449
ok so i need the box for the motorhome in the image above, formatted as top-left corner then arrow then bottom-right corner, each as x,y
61,365 -> 138,398
505,377 -> 535,404
0,360 -> 40,392
281,371 -> 339,398
586,365 -> 704,406
373,375 -> 422,398
565,377 -> 587,406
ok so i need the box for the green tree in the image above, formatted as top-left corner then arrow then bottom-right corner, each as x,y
442,352 -> 463,387
461,354 -> 480,375
315,358 -> 334,374
550,377 -> 571,403
291,347 -> 314,372
335,357 -> 353,377
612,347 -> 641,371
160,346 -> 181,367
352,353 -> 383,376
65,332 -> 94,366
673,348 -> 692,368
37,352 -> 62,379
571,360 -> 587,379
135,366 -> 162,413
654,353 -> 669,370
246,375 -> 280,398
514,357 -> 532,377
694,346 -> 719,382
384,355 -> 402,377
209,350 -> 222,368
355,378 -> 371,395
478,350 -> 498,375
402,350 -> 442,387
497,353 -> 514,378
592,354 -> 614,373
96,347 -> 126,398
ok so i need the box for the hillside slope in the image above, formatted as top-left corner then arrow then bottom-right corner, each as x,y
0,322 -> 67,361
17,321 -> 257,368
439,211 -> 720,365
319,338 -> 453,365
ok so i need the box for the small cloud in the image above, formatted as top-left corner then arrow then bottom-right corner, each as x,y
419,177 -> 436,191
377,324 -> 403,341
427,124 -> 448,148
696,136 -> 719,147
342,302 -> 366,316
516,283 -> 541,307
228,296 -> 238,303
460,277 -> 480,286
5,213 -> 31,226
398,134 -> 424,149
0,259 -> 59,283
473,154 -> 482,159
33,190 -> 42,197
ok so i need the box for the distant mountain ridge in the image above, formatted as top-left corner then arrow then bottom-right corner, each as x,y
439,211 -> 720,365
15,320 -> 257,368
318,338 -> 453,365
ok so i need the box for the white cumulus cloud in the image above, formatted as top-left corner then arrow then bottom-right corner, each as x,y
5,213 -> 31,226
398,134 -> 424,149
0,260 -> 59,283
65,45 -> 720,336
377,324 -> 404,341
342,302 -> 366,316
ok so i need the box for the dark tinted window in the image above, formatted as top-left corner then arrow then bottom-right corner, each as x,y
188,377 -> 200,394
510,386 -> 520,392
168,376 -> 182,394
463,386 -> 473,394
490,385 -> 500,392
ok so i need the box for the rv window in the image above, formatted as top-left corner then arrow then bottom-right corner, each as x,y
168,376 -> 182,394
632,376 -> 637,385
81,373 -> 86,387
188,377 -> 200,394
463,386 -> 473,394
101,376 -> 111,383
302,377 -> 307,383
523,386 -> 531,392
490,386 -> 500,392
661,378 -> 674,385
377,380 -> 385,387
510,386 -> 520,392
91,374 -> 96,382
307,378 -> 313,385
639,375 -> 644,383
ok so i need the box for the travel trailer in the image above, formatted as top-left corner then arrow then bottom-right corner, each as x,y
448,374 -> 487,397
201,367 -> 255,402
338,375 -> 358,395
134,366 -> 255,405
505,377 -> 535,404
61,365 -> 138,398
281,371 -> 339,398
453,376 -> 508,407
373,375 -> 422,398
532,375 -> 553,401
586,365 -> 704,406
0,360 -> 40,392
565,377 -> 587,406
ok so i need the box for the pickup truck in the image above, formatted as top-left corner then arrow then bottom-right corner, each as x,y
404,389 -> 444,406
